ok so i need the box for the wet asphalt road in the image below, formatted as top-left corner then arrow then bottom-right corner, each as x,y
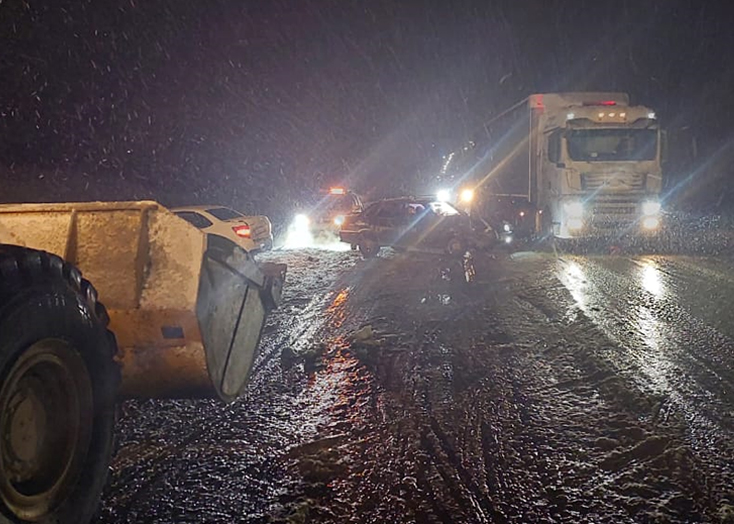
97,247 -> 734,524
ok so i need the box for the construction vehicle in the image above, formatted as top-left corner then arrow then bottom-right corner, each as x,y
0,201 -> 286,524
443,93 -> 664,239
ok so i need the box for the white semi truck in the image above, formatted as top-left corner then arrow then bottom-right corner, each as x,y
444,92 -> 664,239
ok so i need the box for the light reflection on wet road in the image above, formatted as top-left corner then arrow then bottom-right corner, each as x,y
556,254 -> 734,473
98,248 -> 734,524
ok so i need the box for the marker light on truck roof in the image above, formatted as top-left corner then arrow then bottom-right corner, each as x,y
583,100 -> 617,106
329,187 -> 345,195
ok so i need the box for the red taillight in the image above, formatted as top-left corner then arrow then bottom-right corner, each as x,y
232,224 -> 251,238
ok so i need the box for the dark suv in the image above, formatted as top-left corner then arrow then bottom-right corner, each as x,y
339,197 -> 481,257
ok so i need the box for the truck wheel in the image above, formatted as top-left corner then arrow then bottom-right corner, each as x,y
358,236 -> 380,259
0,247 -> 119,524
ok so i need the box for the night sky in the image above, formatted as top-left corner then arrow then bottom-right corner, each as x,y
2,0 -> 733,220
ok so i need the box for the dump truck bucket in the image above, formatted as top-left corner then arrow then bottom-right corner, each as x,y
0,201 -> 285,402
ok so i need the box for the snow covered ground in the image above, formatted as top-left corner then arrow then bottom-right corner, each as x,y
98,247 -> 734,524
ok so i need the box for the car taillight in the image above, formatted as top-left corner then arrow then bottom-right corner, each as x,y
232,224 -> 251,238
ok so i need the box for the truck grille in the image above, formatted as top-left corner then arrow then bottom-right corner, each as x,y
591,200 -> 637,227
581,172 -> 646,191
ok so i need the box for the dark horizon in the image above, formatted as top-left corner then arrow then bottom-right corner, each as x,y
1,0 -> 733,216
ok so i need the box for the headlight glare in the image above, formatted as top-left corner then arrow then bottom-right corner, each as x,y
567,217 -> 584,230
563,201 -> 584,218
436,189 -> 451,202
294,214 -> 310,227
460,189 -> 474,203
642,216 -> 660,230
642,200 -> 661,216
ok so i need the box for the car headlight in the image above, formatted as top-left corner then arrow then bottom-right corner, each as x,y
334,215 -> 345,226
641,200 -> 661,216
460,188 -> 474,203
563,200 -> 584,218
436,189 -> 451,202
503,223 -> 511,232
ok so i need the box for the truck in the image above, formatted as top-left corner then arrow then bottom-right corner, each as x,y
442,92 -> 664,240
0,201 -> 286,524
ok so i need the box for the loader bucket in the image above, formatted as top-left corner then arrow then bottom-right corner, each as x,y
0,201 -> 285,402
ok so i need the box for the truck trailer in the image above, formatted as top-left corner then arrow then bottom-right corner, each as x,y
444,92 -> 664,239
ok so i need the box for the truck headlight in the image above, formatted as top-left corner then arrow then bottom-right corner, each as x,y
563,200 -> 584,218
641,200 -> 661,216
642,216 -> 660,230
567,218 -> 584,230
436,189 -> 451,202
334,215 -> 345,226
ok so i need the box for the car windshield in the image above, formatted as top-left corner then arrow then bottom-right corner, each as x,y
206,207 -> 244,221
427,201 -> 460,216
566,128 -> 658,162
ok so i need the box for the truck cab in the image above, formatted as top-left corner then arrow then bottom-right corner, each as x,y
530,93 -> 663,238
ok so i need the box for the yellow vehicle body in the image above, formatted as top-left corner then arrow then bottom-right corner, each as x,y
0,201 -> 285,402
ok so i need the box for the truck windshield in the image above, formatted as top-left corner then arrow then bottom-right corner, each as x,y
566,128 -> 657,162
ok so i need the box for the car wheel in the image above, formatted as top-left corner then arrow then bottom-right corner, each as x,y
446,236 -> 466,256
0,247 -> 119,524
358,237 -> 380,258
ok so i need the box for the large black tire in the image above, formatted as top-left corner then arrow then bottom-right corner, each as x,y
358,235 -> 380,259
0,246 -> 119,524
